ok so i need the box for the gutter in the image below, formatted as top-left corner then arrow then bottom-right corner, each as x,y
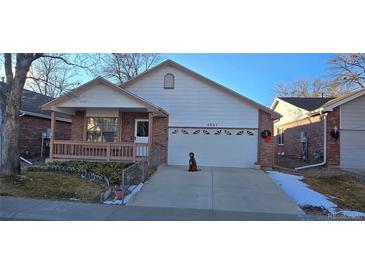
295,113 -> 327,170
20,111 -> 72,123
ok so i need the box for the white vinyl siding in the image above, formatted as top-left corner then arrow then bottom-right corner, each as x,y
126,67 -> 259,128
340,94 -> 365,169
341,130 -> 365,169
58,84 -> 146,109
341,94 -> 365,130
273,100 -> 307,127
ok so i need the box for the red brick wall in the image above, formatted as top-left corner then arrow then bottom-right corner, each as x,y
258,110 -> 274,167
70,111 -> 85,141
120,112 -> 149,142
327,106 -> 340,166
274,115 -> 324,161
152,116 -> 168,164
71,111 -> 152,143
19,115 -> 71,157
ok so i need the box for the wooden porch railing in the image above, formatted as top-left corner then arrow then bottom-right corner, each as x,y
52,140 -> 148,161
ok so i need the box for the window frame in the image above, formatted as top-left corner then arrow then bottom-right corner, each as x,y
86,117 -> 118,143
277,128 -> 285,145
164,73 -> 175,89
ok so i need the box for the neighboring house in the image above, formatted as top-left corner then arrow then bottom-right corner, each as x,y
271,97 -> 334,162
0,81 -> 71,158
272,89 -> 365,169
42,60 -> 280,168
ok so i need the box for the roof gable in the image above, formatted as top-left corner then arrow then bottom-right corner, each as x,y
42,77 -> 168,114
121,59 -> 280,120
322,88 -> 365,111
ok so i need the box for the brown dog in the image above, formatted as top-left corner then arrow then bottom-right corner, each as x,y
188,152 -> 198,172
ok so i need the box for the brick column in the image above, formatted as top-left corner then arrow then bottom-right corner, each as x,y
152,115 -> 168,164
258,110 -> 274,167
70,111 -> 85,141
148,112 -> 153,156
49,111 -> 56,159
327,107 -> 340,166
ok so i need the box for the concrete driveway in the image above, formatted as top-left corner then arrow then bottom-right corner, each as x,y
127,166 -> 303,215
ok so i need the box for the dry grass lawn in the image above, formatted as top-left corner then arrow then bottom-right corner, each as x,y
0,171 -> 106,203
304,175 -> 365,213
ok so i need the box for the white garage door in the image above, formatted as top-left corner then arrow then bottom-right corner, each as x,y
168,128 -> 258,168
341,130 -> 365,169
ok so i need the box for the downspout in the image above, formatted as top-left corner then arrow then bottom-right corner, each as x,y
295,113 -> 327,170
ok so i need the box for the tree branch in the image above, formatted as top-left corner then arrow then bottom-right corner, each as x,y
4,53 -> 14,85
41,54 -> 89,69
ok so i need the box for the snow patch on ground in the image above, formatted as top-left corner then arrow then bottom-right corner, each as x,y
268,171 -> 365,217
338,210 -> 365,217
103,182 -> 145,205
123,183 -> 144,204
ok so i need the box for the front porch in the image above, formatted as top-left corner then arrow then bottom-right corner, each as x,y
48,109 -> 167,162
52,140 -> 148,162
42,77 -> 169,163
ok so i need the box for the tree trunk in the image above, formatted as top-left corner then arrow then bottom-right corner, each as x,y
1,54 -> 40,175
0,90 -> 5,166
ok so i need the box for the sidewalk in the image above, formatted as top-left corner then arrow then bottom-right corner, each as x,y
0,196 -> 314,221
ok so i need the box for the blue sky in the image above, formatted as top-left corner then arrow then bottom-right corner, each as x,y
164,53 -> 334,106
0,53 -> 334,106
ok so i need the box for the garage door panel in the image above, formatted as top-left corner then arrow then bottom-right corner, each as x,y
168,128 -> 258,168
341,130 -> 365,169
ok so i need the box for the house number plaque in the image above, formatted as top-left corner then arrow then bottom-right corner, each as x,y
207,123 -> 218,127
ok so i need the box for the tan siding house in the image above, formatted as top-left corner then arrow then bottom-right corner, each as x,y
42,60 -> 280,168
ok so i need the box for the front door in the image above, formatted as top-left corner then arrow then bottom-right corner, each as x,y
134,119 -> 149,143
134,119 -> 149,157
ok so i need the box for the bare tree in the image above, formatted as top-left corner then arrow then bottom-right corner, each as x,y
101,53 -> 161,83
273,78 -> 342,98
0,53 -> 94,175
27,56 -> 81,97
328,53 -> 365,90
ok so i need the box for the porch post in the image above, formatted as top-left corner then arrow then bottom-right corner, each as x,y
49,111 -> 56,159
148,112 -> 153,157
118,111 -> 123,142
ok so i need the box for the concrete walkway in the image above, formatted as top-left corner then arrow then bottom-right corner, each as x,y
127,166 -> 303,215
0,196 -> 312,221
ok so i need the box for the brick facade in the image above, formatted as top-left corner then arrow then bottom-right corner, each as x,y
275,115 -> 324,161
70,111 -> 85,141
327,106 -> 340,166
152,116 -> 168,164
258,110 -> 274,167
120,112 -> 148,142
19,115 -> 71,157
68,111 -> 168,163
274,106 -> 341,167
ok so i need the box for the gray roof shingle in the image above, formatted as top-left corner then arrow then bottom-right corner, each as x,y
278,97 -> 334,111
0,82 -> 71,121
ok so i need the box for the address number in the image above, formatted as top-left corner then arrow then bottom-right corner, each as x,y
207,123 -> 218,127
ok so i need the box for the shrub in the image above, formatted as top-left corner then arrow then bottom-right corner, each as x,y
50,161 -> 132,185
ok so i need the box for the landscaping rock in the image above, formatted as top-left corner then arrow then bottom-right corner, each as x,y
101,187 -> 112,201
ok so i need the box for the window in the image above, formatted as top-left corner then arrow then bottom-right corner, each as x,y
164,73 -> 175,89
136,121 -> 149,137
86,117 -> 118,142
277,128 -> 285,145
